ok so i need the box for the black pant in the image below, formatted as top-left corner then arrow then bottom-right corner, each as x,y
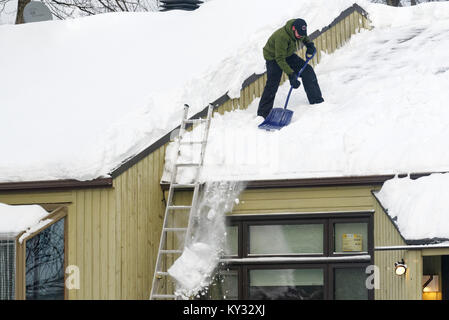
257,54 -> 324,118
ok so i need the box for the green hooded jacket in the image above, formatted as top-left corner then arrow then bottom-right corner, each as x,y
263,19 -> 312,76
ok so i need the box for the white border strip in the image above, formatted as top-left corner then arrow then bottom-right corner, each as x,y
220,255 -> 371,264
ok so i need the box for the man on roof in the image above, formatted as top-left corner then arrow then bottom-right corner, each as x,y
256,18 -> 324,121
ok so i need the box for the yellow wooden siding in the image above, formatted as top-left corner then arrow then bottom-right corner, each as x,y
113,145 -> 166,300
372,195 -> 423,300
231,186 -> 375,214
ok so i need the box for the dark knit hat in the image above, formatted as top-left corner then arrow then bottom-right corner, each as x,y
292,18 -> 307,36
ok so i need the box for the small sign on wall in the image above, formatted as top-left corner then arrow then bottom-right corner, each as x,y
342,233 -> 362,252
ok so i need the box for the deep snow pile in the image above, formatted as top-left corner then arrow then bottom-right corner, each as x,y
0,0 -> 358,183
376,173 -> 449,241
163,1 -> 449,183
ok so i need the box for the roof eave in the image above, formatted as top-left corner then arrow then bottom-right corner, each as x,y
0,178 -> 113,192
160,172 -> 444,191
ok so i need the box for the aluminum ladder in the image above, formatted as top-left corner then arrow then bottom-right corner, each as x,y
150,103 -> 213,300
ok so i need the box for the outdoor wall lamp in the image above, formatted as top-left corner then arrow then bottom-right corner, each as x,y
394,259 -> 407,276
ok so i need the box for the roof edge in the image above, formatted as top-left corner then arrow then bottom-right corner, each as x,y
0,178 -> 113,192
160,172 -> 443,191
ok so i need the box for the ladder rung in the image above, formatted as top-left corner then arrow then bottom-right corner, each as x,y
164,228 -> 187,232
160,250 -> 183,254
176,163 -> 201,167
167,205 -> 192,210
152,294 -> 177,299
171,183 -> 197,189
183,119 -> 207,124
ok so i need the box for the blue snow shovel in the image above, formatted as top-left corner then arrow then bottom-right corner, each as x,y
258,50 -> 316,131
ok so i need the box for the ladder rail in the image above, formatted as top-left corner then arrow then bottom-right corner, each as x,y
150,105 -> 189,300
150,103 -> 214,300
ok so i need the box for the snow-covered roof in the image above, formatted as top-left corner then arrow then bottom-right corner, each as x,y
0,0 -> 359,184
162,1 -> 449,184
0,203 -> 50,239
375,173 -> 449,244
2,0 -> 449,186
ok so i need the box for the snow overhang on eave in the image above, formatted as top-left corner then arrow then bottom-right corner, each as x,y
160,172 -> 444,191
371,186 -> 449,247
0,178 -> 113,192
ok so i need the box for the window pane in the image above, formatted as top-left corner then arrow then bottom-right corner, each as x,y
205,270 -> 238,300
249,224 -> 323,255
0,240 -> 15,300
224,226 -> 238,256
26,218 -> 65,300
249,268 -> 324,300
334,268 -> 368,300
334,223 -> 368,253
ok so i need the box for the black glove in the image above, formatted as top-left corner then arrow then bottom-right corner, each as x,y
288,73 -> 301,89
305,42 -> 316,57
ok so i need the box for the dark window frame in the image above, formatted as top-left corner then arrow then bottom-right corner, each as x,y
218,212 -> 374,300
329,217 -> 374,257
244,218 -> 328,258
329,262 -> 375,300
243,263 -> 328,300
15,206 -> 68,300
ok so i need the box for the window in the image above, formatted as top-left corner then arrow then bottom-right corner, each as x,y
333,265 -> 369,300
0,239 -> 15,300
25,217 -> 66,300
205,212 -> 374,300
249,267 -> 324,300
249,223 -> 324,255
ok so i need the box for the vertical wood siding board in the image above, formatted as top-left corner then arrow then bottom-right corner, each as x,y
325,28 -> 331,55
107,187 -> 115,299
148,152 -> 155,284
332,26 -> 337,53
316,35 -> 322,64
150,149 -> 160,293
83,190 -> 92,299
67,198 -> 76,299
336,21 -> 341,49
228,99 -> 234,112
351,12 -> 357,36
146,155 -> 153,295
75,192 -> 84,299
92,190 -> 100,299
346,15 -> 351,43
257,76 -> 263,98
101,189 -> 109,299
339,19 -> 344,45
121,172 -> 128,299
131,164 -> 138,299
114,176 -> 122,299
130,167 -> 137,299
249,80 -> 255,103
247,84 -> 252,109
337,21 -> 343,47
136,161 -> 142,299
142,156 -> 149,299
126,169 -> 132,300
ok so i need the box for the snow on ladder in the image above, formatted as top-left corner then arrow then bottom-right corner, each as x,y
150,103 -> 213,300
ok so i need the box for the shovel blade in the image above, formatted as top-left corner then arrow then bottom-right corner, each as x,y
258,108 -> 293,131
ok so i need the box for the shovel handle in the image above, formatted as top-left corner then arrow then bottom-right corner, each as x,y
284,49 -> 316,109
